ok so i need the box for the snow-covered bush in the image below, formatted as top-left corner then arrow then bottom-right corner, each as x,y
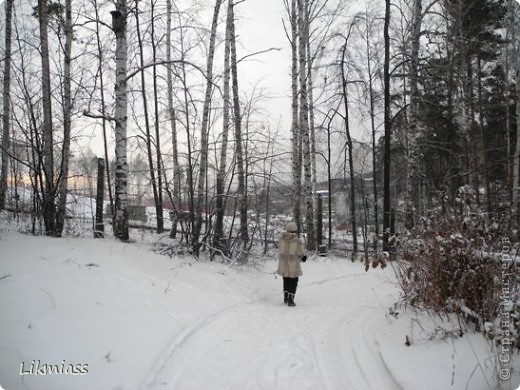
393,213 -> 519,345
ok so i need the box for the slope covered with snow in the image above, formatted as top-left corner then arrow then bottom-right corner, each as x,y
0,232 -> 516,390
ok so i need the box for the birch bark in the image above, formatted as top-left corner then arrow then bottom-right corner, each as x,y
111,1 -> 129,241
404,0 -> 422,229
0,0 -> 14,210
290,0 -> 302,230
298,0 -> 315,250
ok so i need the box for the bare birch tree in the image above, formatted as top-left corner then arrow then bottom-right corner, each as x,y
229,0 -> 248,247
298,0 -> 315,250
151,0 -> 164,233
56,0 -> 73,235
192,0 -> 223,255
166,0 -> 181,237
404,0 -> 422,230
38,0 -> 57,236
339,35 -> 358,255
135,0 -> 162,233
213,0 -> 233,254
91,0 -> 114,214
360,8 -> 382,249
285,0 -> 302,231
0,0 -> 14,210
111,0 -> 129,241
383,0 -> 392,252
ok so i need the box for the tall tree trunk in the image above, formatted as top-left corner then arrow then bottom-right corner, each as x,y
214,0 -> 233,253
466,59 -> 481,207
290,0 -> 302,230
135,1 -> 161,234
178,24 -> 195,240
229,0 -> 248,247
56,0 -> 73,236
151,0 -> 164,233
364,12 -> 379,249
326,111 -> 335,249
298,0 -> 315,250
166,0 -> 181,238
192,0 -> 223,255
39,0 -> 56,236
93,0 -> 113,216
305,4 -> 317,236
340,41 -> 357,254
0,0 -> 14,210
95,158 -> 105,238
263,134 -> 275,255
477,57 -> 492,213
383,0 -> 392,252
404,0 -> 422,230
111,1 -> 129,241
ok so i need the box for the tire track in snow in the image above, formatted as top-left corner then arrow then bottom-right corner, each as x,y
310,275 -> 403,390
144,302 -> 247,389
144,269 -> 400,390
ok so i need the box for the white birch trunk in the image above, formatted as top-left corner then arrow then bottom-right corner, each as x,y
308,66 -> 317,200
404,0 -> 422,229
305,5 -> 317,243
290,0 -> 301,230
298,0 -> 315,250
111,1 -> 129,241
0,0 -> 14,210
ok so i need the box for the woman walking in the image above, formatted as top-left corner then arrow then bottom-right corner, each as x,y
277,222 -> 306,307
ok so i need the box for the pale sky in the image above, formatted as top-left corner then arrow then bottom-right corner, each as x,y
235,0 -> 293,136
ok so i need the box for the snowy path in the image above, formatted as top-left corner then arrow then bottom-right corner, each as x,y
145,271 -> 400,390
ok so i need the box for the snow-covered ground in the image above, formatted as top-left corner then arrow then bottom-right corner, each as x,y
0,231 -> 517,390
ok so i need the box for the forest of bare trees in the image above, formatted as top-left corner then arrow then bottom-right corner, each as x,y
0,0 -> 519,261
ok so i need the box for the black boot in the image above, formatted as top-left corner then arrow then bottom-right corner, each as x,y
287,293 -> 296,307
283,277 -> 290,304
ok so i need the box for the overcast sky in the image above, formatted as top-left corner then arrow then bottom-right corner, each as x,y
235,0 -> 292,136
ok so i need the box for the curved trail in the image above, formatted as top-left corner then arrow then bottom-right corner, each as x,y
145,270 -> 400,390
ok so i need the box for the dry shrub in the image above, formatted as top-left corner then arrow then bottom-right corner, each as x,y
394,213 -> 518,338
